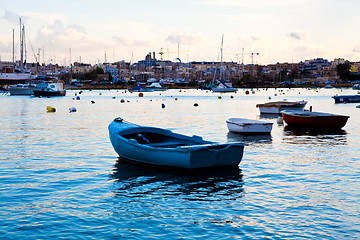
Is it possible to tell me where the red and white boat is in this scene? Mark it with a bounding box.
[281,110,349,129]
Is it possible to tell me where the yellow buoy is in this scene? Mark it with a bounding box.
[46,106,56,112]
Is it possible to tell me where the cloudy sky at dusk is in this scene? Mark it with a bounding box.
[1,0,360,65]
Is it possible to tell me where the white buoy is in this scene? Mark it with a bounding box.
[277,116,283,125]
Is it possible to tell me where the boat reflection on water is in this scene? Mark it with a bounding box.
[259,113,281,119]
[227,132,272,145]
[283,125,347,146]
[109,158,244,197]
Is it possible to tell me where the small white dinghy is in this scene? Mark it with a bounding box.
[226,118,273,134]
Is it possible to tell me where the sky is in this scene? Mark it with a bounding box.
[1,0,360,66]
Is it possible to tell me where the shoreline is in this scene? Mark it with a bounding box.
[65,83,356,90]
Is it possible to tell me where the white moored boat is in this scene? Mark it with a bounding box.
[226,118,273,134]
[7,83,39,95]
[256,100,307,114]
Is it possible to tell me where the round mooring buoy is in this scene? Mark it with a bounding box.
[69,107,77,113]
[162,103,165,108]
[138,93,144,97]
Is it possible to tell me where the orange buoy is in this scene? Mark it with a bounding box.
[138,93,144,97]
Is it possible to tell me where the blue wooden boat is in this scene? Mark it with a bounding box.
[108,117,244,169]
[332,94,360,103]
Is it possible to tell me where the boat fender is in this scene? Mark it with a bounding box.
[194,103,198,107]
[277,116,283,125]
[138,133,149,144]
[114,117,123,122]
[46,106,56,112]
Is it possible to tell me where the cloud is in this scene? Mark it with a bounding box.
[165,31,202,45]
[112,36,129,45]
[1,10,28,24]
[353,43,360,52]
[192,0,313,7]
[287,31,309,40]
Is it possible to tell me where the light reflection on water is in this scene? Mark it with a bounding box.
[1,88,360,239]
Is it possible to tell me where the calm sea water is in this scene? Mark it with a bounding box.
[1,87,359,239]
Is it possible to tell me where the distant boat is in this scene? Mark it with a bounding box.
[146,82,167,91]
[128,84,154,93]
[108,117,244,169]
[210,34,237,93]
[256,100,307,114]
[226,118,273,134]
[7,82,40,95]
[0,19,33,83]
[281,110,349,130]
[352,84,360,90]
[211,80,238,93]
[332,94,360,103]
[33,81,66,97]
[0,67,31,82]
[0,86,9,94]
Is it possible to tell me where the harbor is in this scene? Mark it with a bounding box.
[1,87,360,239]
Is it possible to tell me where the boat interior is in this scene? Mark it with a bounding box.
[121,130,229,149]
[122,131,203,148]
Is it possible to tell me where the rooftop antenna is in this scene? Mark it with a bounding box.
[250,52,259,65]
[69,48,72,66]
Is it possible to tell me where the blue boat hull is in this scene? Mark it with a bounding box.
[332,95,360,103]
[108,118,244,169]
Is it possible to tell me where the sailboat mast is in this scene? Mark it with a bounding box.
[220,34,224,80]
[12,29,15,67]
[19,18,23,70]
[23,25,26,69]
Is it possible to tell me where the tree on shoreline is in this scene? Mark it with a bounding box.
[336,62,350,82]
